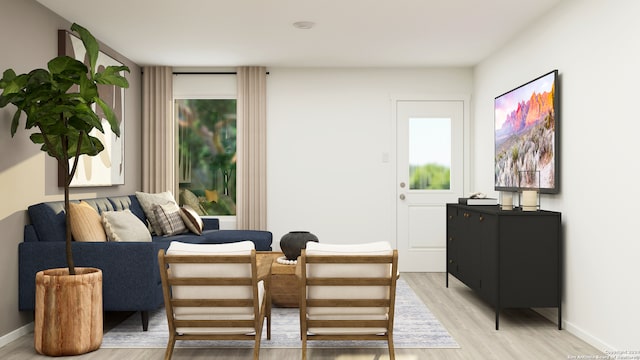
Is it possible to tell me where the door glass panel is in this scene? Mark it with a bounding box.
[409,117,451,190]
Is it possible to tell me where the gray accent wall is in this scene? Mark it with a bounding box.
[0,0,142,341]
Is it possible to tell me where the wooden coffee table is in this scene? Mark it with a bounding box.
[257,252,299,307]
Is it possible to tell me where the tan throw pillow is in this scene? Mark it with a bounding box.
[68,201,107,242]
[153,202,188,236]
[135,191,176,235]
[180,205,204,235]
[102,210,152,242]
[179,188,207,216]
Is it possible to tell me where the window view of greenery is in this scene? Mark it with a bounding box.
[410,164,450,190]
[409,117,451,190]
[176,99,237,215]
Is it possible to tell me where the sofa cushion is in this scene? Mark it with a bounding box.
[27,201,68,243]
[135,191,177,235]
[180,205,204,235]
[68,201,107,242]
[102,209,152,242]
[153,202,188,236]
[80,198,116,214]
[108,195,147,224]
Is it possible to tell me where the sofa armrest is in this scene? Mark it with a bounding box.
[19,241,168,312]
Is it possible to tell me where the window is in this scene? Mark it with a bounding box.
[409,117,451,190]
[176,99,237,215]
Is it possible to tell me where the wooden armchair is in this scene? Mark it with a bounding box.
[158,241,271,360]
[298,241,399,360]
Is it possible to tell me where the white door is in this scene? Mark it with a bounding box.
[395,99,466,272]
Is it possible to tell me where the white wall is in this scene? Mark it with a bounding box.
[267,68,472,250]
[473,0,640,351]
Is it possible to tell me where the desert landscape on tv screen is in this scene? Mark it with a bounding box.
[495,72,556,190]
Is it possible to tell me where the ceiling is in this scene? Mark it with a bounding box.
[36,0,563,68]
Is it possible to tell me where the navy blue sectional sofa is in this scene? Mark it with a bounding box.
[18,195,272,330]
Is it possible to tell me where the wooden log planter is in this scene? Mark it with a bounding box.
[34,267,103,356]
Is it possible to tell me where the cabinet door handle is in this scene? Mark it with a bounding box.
[479,215,484,222]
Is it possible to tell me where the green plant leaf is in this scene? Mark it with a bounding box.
[79,75,98,101]
[71,23,99,75]
[0,93,12,107]
[0,68,17,82]
[95,97,120,137]
[70,108,103,133]
[48,56,87,76]
[10,109,22,136]
[1,77,23,95]
[70,132,104,157]
[30,133,63,160]
[26,69,51,86]
[95,66,130,87]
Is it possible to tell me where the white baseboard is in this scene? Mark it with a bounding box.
[534,308,614,353]
[0,322,33,348]
[563,319,615,353]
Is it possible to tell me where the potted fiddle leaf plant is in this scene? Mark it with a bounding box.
[0,23,129,356]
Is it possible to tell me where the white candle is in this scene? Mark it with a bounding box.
[501,192,513,210]
[522,190,538,209]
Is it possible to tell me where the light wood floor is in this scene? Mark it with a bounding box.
[0,273,603,359]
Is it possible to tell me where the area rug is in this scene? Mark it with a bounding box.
[101,278,459,349]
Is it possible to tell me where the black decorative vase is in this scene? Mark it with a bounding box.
[280,231,319,260]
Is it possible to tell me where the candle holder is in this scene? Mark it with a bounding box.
[499,191,515,211]
[518,170,540,211]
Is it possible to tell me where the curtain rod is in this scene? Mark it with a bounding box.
[172,71,270,75]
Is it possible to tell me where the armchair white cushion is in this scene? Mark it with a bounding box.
[305,241,393,324]
[299,241,399,360]
[162,240,266,336]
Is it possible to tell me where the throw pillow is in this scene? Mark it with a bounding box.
[135,191,177,235]
[179,205,204,235]
[179,188,207,216]
[102,209,152,242]
[153,202,188,236]
[68,201,107,242]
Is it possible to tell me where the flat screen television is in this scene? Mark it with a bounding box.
[494,70,559,194]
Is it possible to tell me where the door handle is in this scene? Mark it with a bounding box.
[399,194,406,200]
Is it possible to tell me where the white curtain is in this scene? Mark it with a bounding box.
[236,67,267,230]
[141,66,176,195]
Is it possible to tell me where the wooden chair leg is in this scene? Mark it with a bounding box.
[164,334,176,360]
[267,300,272,340]
[301,334,307,360]
[388,334,396,360]
[253,336,261,360]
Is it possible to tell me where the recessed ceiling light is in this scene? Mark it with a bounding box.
[293,21,315,30]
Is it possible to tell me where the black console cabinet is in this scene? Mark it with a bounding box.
[446,203,562,330]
